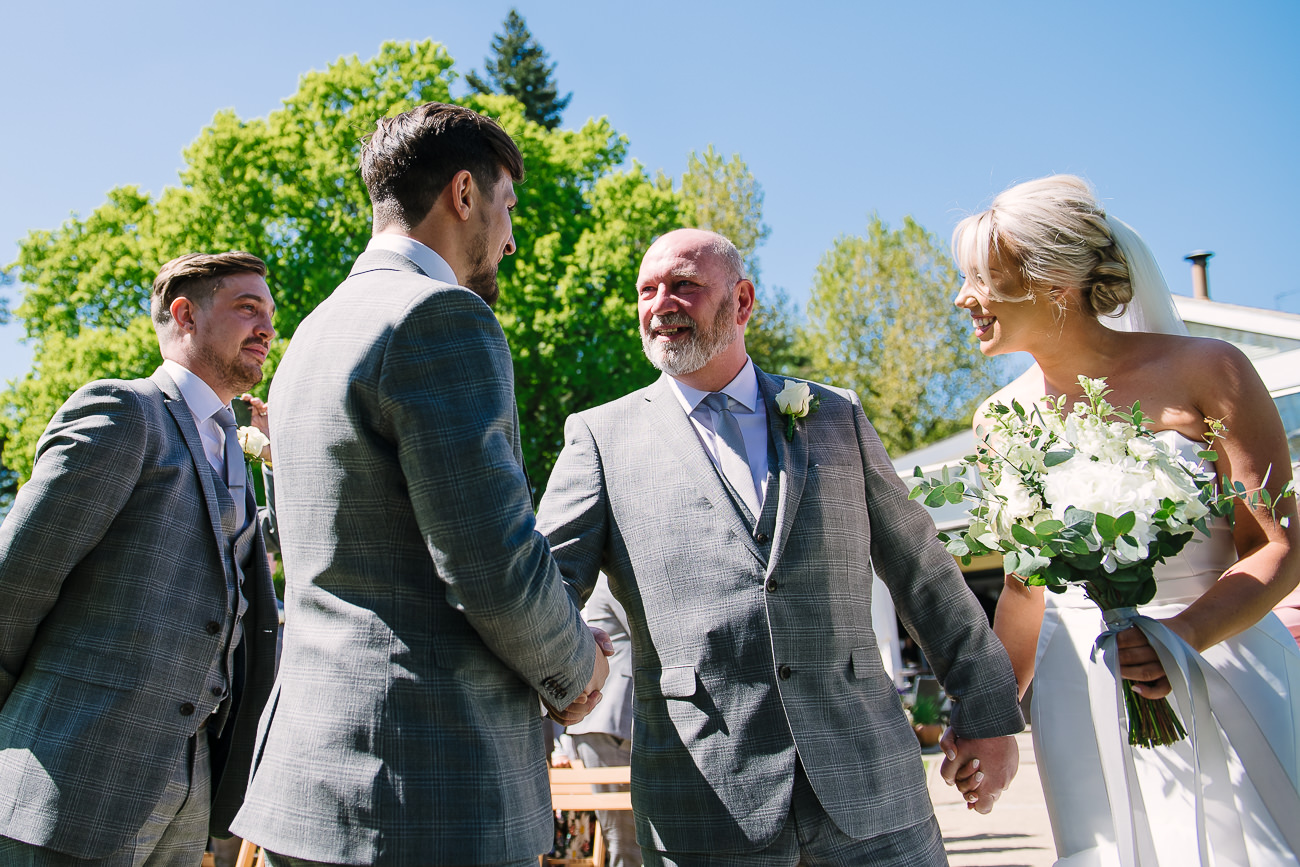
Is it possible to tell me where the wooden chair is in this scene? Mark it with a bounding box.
[233,838,267,867]
[542,765,633,867]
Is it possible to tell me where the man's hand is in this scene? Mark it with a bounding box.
[939,729,1019,814]
[545,626,614,725]
[240,393,272,463]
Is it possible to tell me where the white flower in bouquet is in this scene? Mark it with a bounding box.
[1041,455,1151,527]
[988,470,1043,534]
[1064,413,1130,462]
[1004,440,1048,475]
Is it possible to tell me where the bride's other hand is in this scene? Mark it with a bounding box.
[1116,625,1172,699]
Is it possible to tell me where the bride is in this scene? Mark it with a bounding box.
[951,174,1300,866]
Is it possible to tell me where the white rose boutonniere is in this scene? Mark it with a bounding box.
[774,379,820,441]
[237,426,271,465]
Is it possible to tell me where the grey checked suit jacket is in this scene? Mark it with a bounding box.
[536,369,1023,854]
[232,250,598,866]
[0,369,278,858]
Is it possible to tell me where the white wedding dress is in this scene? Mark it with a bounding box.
[1031,431,1300,866]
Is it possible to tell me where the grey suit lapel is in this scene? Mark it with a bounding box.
[643,375,762,563]
[151,368,233,584]
[757,370,809,575]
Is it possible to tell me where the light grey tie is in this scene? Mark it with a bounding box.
[211,407,247,529]
[701,392,761,520]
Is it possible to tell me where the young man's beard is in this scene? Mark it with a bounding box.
[640,289,737,376]
[463,211,500,307]
[199,341,265,397]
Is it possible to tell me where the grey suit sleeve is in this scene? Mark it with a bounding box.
[534,414,608,608]
[382,290,596,708]
[851,402,1023,739]
[0,384,146,705]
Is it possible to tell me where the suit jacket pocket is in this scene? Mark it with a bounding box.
[849,646,882,680]
[30,647,140,690]
[634,664,698,700]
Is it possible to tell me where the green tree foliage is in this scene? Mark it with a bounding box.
[745,285,808,377]
[2,317,162,481]
[1,40,680,493]
[680,145,770,281]
[679,145,804,375]
[802,215,997,454]
[466,9,571,130]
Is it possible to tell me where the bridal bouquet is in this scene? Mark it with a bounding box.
[909,376,1248,747]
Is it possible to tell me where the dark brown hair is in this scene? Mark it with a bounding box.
[360,102,525,231]
[151,251,267,327]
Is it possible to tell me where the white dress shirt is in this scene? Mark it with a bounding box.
[366,234,459,286]
[668,358,770,512]
[162,359,231,480]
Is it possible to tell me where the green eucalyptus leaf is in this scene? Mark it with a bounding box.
[1034,519,1065,536]
[1010,524,1039,547]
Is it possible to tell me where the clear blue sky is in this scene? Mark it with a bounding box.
[2,0,1298,384]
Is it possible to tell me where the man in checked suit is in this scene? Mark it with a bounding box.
[536,229,1025,866]
[232,103,609,867]
[0,251,280,866]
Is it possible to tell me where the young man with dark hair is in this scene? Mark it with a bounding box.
[0,252,280,866]
[232,102,609,867]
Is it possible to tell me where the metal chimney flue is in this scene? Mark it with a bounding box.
[1184,250,1213,300]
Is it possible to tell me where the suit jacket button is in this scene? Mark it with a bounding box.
[765,579,778,593]
[755,532,769,544]
[206,621,222,635]
[210,686,223,697]
[179,702,196,716]
[778,664,792,680]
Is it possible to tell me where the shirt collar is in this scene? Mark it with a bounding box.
[162,359,228,422]
[668,357,760,415]
[366,234,459,286]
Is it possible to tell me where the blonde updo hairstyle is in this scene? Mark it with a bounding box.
[953,175,1134,319]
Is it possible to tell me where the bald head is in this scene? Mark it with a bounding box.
[636,228,756,391]
[646,229,746,283]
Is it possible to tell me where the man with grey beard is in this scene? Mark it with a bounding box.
[535,228,1023,866]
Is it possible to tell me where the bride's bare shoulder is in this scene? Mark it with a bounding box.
[1134,332,1253,379]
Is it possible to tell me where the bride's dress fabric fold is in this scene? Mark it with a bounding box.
[1031,431,1300,866]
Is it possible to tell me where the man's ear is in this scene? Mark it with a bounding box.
[735,279,757,327]
[170,296,197,333]
[449,169,475,223]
